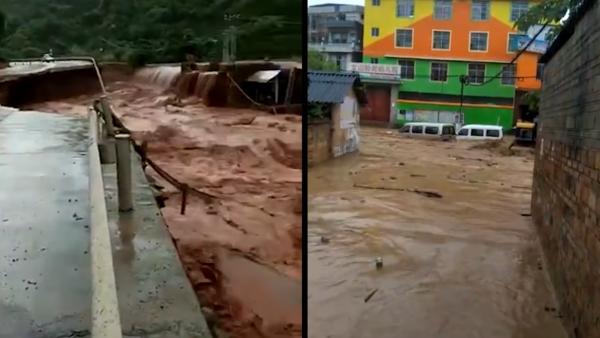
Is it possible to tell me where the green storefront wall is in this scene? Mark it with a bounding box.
[395,101,514,130]
[363,56,515,98]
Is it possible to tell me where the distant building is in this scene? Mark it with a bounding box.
[307,71,367,165]
[308,3,364,70]
[352,0,548,129]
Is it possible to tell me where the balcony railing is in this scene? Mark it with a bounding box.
[308,42,361,53]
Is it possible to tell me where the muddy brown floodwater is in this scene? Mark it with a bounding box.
[308,127,567,338]
[25,66,302,338]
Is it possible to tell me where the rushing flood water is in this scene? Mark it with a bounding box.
[22,71,302,338]
[133,65,181,89]
[308,127,567,338]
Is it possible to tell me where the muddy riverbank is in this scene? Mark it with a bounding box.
[23,66,302,338]
[308,127,566,338]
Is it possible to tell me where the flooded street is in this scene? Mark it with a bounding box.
[308,127,567,338]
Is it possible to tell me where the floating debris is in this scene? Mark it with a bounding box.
[364,288,379,303]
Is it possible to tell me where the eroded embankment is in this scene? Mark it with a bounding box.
[16,64,302,338]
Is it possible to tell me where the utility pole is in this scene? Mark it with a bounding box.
[458,75,469,127]
[223,13,240,63]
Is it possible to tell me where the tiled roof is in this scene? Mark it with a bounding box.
[307,71,360,104]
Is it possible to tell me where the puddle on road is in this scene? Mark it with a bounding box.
[308,127,567,338]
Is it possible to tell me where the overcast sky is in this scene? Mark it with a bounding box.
[307,0,364,6]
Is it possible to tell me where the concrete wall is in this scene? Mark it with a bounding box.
[308,90,361,166]
[308,121,332,166]
[3,67,102,106]
[0,83,9,106]
[331,89,360,157]
[531,3,600,338]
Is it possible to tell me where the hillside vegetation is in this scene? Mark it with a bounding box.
[0,0,301,65]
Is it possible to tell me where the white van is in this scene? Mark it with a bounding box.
[456,124,503,140]
[399,122,456,140]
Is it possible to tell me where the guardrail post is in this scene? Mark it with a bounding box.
[99,138,116,164]
[141,141,148,172]
[116,134,133,212]
[99,95,116,137]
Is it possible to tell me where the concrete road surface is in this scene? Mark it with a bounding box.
[0,109,91,337]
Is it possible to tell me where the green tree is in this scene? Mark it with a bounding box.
[0,10,6,62]
[514,0,583,40]
[308,49,337,71]
[0,0,301,65]
[0,10,5,37]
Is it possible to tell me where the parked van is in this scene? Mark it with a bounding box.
[456,124,503,140]
[399,122,456,140]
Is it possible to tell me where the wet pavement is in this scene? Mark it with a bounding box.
[308,127,567,338]
[0,109,91,337]
[102,150,212,338]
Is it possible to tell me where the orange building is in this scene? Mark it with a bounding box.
[354,0,548,129]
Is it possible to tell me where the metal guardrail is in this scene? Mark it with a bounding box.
[94,102,217,211]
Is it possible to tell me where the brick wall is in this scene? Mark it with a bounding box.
[532,2,600,337]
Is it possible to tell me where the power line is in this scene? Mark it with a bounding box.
[469,22,549,86]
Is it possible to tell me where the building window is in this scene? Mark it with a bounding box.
[432,30,451,50]
[430,62,448,82]
[468,63,485,84]
[470,32,488,51]
[398,59,415,79]
[397,0,415,17]
[349,32,357,43]
[372,0,381,5]
[370,58,379,64]
[511,0,529,21]
[472,0,489,20]
[501,64,516,85]
[536,63,544,79]
[434,0,452,20]
[332,33,343,43]
[395,29,413,48]
[508,33,528,52]
[371,27,380,37]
